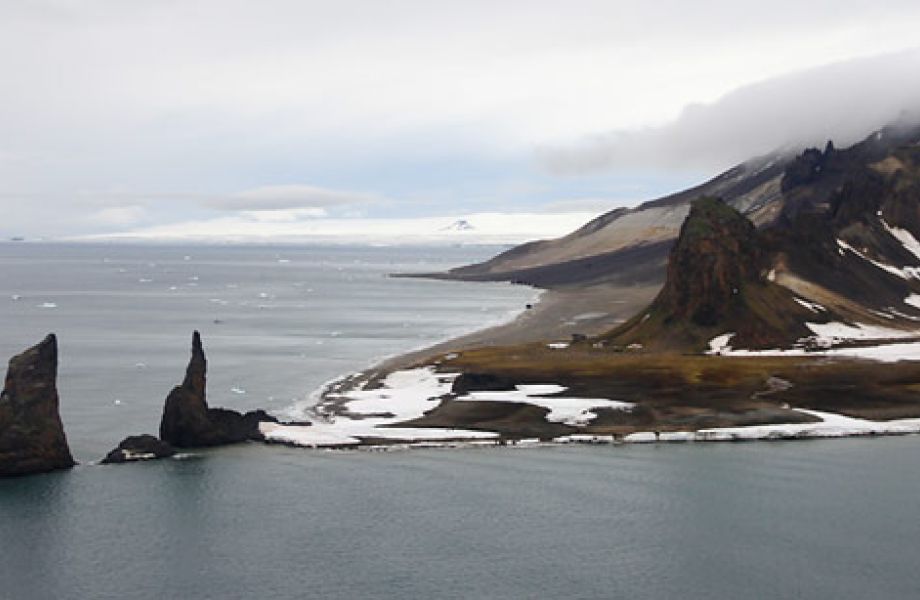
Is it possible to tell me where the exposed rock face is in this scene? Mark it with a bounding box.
[159,331,273,447]
[606,198,811,351]
[659,197,763,327]
[0,335,75,476]
[101,434,175,464]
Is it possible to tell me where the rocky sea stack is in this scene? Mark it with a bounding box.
[606,197,811,351]
[0,334,75,477]
[159,331,274,447]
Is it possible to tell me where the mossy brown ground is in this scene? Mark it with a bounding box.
[399,342,920,439]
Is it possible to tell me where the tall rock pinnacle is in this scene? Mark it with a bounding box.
[0,335,76,476]
[159,331,272,447]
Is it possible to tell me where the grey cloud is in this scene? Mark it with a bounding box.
[207,185,379,211]
[541,48,920,174]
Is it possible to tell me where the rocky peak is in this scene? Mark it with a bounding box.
[604,197,812,351]
[782,141,837,191]
[183,330,207,406]
[159,331,213,446]
[159,331,274,447]
[0,334,75,476]
[659,197,763,327]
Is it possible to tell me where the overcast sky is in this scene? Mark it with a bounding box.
[2,0,920,238]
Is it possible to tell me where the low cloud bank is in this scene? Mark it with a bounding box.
[542,48,920,174]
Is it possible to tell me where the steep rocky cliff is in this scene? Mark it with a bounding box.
[0,335,75,476]
[605,198,811,351]
[159,331,273,447]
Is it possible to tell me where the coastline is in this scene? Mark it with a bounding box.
[266,360,920,449]
[373,282,659,373]
[290,265,920,451]
[304,280,658,418]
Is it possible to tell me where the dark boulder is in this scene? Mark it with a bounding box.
[451,372,519,395]
[0,334,75,477]
[159,331,272,447]
[101,434,176,464]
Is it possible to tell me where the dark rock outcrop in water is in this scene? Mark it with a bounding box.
[159,331,274,447]
[101,434,176,464]
[0,335,75,476]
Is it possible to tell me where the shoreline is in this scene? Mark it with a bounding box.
[312,280,659,406]
[294,271,920,452]
[259,406,920,451]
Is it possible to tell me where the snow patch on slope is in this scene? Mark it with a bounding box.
[837,238,920,279]
[882,219,920,261]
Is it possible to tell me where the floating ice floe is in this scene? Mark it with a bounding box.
[456,385,634,426]
[37,302,57,309]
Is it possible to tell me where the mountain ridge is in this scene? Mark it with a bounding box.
[445,119,920,293]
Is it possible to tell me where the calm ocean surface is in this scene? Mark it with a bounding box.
[1,243,918,600]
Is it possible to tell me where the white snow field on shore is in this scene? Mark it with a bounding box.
[621,409,920,443]
[707,317,920,362]
[455,385,634,426]
[261,367,497,447]
[261,367,635,446]
[262,366,920,449]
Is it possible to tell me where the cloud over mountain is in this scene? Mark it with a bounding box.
[541,49,920,174]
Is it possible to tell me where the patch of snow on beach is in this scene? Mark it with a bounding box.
[260,367,498,447]
[623,409,920,443]
[457,385,634,426]
[805,321,915,342]
[707,332,735,355]
[714,320,920,362]
[342,368,458,421]
[695,409,920,441]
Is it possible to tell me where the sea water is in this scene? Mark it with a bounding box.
[1,243,918,599]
